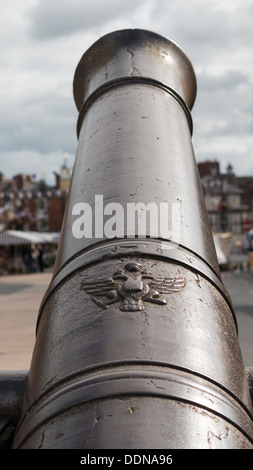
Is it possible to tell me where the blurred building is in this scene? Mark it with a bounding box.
[1,158,253,237]
[198,161,253,235]
[0,160,72,233]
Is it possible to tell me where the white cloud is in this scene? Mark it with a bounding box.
[27,0,148,39]
[0,0,253,184]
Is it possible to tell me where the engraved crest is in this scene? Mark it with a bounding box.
[81,262,185,312]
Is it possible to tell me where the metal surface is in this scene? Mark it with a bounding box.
[0,371,28,448]
[54,29,220,280]
[1,29,253,449]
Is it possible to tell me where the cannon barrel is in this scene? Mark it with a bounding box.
[1,29,253,449]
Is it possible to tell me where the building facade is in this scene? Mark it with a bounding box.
[0,162,71,233]
[199,161,253,235]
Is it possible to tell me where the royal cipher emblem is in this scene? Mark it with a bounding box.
[81,262,185,312]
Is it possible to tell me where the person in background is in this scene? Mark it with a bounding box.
[37,244,44,272]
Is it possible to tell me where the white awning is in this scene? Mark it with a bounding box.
[0,230,60,246]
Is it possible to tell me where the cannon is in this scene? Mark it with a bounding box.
[1,29,253,449]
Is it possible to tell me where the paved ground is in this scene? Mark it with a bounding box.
[0,268,252,371]
[0,270,53,370]
[222,271,253,367]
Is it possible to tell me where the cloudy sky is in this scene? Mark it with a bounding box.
[1,0,253,185]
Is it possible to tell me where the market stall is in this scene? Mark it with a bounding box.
[0,230,60,275]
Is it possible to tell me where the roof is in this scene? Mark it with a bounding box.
[0,230,60,246]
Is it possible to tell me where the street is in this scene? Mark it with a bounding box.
[222,271,253,367]
[0,270,52,370]
[0,269,252,370]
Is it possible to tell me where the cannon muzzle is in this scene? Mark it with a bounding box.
[1,29,253,449]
